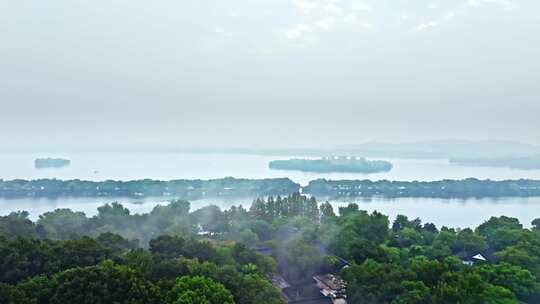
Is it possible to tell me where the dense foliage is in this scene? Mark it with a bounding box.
[2,193,540,303]
[0,234,282,304]
[3,178,540,200]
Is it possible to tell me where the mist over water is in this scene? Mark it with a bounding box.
[2,152,540,228]
[2,152,540,184]
[3,1,540,303]
[1,194,539,229]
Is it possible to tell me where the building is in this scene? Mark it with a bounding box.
[255,245,349,304]
[313,274,347,302]
[455,248,497,266]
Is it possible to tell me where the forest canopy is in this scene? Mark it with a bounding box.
[2,194,540,303]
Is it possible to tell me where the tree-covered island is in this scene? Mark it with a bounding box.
[34,158,71,169]
[269,156,393,173]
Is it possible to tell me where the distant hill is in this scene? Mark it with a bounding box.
[186,140,540,159]
[450,154,540,170]
[337,140,540,159]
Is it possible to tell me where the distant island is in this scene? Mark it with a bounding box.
[34,158,71,169]
[449,155,540,170]
[269,156,393,173]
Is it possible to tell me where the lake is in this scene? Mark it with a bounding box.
[1,152,540,228]
[2,152,540,185]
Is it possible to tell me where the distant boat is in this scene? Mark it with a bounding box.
[34,158,71,169]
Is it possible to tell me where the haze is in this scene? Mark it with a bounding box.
[1,0,539,151]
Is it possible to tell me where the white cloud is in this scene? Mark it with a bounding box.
[294,0,318,14]
[415,21,439,31]
[445,11,456,20]
[285,24,313,39]
[324,3,343,14]
[468,0,499,6]
[315,18,334,30]
[468,0,517,10]
[351,2,371,12]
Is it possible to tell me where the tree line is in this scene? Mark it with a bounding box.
[304,178,540,198]
[0,177,299,199]
[2,178,540,200]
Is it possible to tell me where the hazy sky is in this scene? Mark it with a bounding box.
[1,0,539,150]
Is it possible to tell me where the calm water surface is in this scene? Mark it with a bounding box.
[1,152,540,228]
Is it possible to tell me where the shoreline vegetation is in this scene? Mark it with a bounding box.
[1,177,540,199]
[269,156,393,173]
[303,178,540,199]
[0,177,300,199]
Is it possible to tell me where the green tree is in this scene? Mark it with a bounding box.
[149,235,185,259]
[96,232,136,255]
[392,281,431,304]
[50,262,160,304]
[0,283,14,304]
[342,259,415,303]
[477,216,523,249]
[37,209,88,240]
[284,238,323,281]
[454,228,487,252]
[331,210,389,262]
[531,218,540,230]
[319,201,336,221]
[432,272,517,304]
[168,276,234,304]
[11,275,57,304]
[338,203,359,217]
[477,263,539,299]
[0,212,39,239]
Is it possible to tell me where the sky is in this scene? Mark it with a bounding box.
[1,0,539,151]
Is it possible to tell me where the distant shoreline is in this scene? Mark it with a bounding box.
[1,178,540,200]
